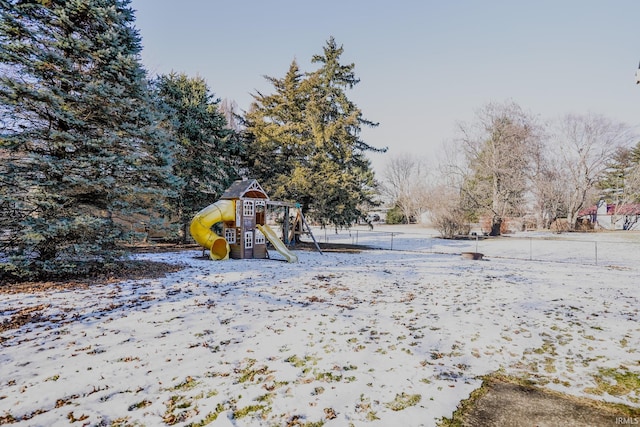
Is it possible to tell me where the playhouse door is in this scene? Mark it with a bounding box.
[243,230,254,258]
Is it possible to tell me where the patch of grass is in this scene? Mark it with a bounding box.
[314,371,342,382]
[285,354,306,368]
[256,393,275,404]
[384,392,421,411]
[128,399,152,411]
[170,376,199,391]
[264,380,289,391]
[235,359,272,384]
[355,394,380,421]
[232,404,268,419]
[285,416,325,427]
[544,357,557,373]
[532,338,557,356]
[439,371,640,427]
[285,354,319,370]
[585,367,640,398]
[163,395,196,425]
[186,403,226,427]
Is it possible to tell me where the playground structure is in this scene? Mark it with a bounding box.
[189,179,320,262]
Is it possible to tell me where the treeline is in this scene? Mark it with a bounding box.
[382,102,639,236]
[0,0,383,280]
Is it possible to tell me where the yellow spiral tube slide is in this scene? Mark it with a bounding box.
[189,200,236,260]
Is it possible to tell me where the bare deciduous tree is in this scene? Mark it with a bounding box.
[428,183,470,238]
[529,135,565,229]
[457,101,541,235]
[552,113,634,230]
[381,153,430,223]
[219,98,241,131]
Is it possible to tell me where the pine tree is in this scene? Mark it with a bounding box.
[153,73,241,242]
[243,38,385,227]
[597,144,640,205]
[243,60,310,197]
[0,0,177,280]
[302,37,385,227]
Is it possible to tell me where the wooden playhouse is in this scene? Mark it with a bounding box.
[219,179,270,259]
[190,178,320,261]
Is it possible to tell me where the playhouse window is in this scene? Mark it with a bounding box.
[224,228,236,244]
[255,229,265,245]
[243,200,254,217]
[255,202,266,225]
[244,231,253,248]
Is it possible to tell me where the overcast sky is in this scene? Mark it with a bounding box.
[130,0,640,174]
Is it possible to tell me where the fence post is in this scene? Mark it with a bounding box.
[390,233,394,250]
[529,237,532,261]
[594,241,598,266]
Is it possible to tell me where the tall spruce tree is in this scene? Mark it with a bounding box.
[243,60,310,195]
[303,37,385,226]
[243,37,385,227]
[0,0,177,280]
[153,73,241,242]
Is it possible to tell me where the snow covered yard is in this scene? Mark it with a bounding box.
[1,233,639,426]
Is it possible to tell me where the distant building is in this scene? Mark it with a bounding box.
[578,200,640,230]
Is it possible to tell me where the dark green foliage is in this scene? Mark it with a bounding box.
[385,206,405,225]
[596,146,634,202]
[597,143,640,204]
[0,0,178,280]
[243,37,385,227]
[153,73,241,242]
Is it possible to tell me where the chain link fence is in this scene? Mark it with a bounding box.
[308,226,640,269]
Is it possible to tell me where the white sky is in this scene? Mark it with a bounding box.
[130,0,640,174]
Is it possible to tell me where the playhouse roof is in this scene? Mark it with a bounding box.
[221,179,269,200]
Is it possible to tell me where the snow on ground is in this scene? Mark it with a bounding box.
[1,229,639,426]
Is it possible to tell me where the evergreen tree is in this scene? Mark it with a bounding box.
[302,37,385,227]
[597,144,640,204]
[0,0,177,280]
[243,37,385,227]
[153,73,241,242]
[597,147,633,202]
[243,60,311,199]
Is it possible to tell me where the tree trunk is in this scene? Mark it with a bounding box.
[489,216,502,236]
